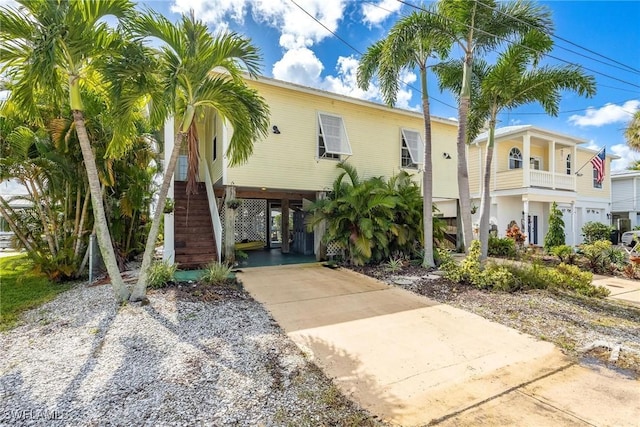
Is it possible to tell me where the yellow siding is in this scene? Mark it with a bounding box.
[495,170,524,190]
[529,144,548,170]
[575,149,611,198]
[223,80,459,199]
[467,145,481,194]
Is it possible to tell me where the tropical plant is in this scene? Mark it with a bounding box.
[544,202,565,251]
[488,236,516,258]
[200,262,233,285]
[129,11,270,301]
[357,8,450,268]
[436,0,553,253]
[550,245,576,264]
[147,260,177,289]
[625,110,640,151]
[582,221,613,244]
[438,30,594,259]
[0,0,142,302]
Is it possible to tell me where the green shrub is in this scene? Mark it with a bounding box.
[580,240,612,272]
[384,257,405,272]
[544,202,565,251]
[488,236,516,258]
[147,260,177,289]
[550,245,576,264]
[201,262,232,285]
[479,263,516,291]
[443,240,482,285]
[581,222,613,244]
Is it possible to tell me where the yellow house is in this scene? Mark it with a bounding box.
[468,125,616,246]
[163,76,460,267]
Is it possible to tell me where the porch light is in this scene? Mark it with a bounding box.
[272,125,281,134]
[442,152,452,159]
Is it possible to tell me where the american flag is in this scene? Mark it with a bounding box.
[591,148,606,184]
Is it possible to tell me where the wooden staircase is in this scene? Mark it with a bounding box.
[173,181,218,269]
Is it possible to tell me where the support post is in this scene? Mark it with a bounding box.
[523,134,531,187]
[314,191,327,260]
[224,185,236,264]
[281,199,290,254]
[523,199,530,246]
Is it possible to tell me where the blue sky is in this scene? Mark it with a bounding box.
[141,0,640,171]
[2,0,637,170]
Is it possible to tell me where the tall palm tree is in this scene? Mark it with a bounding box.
[0,0,136,301]
[626,111,640,151]
[441,30,595,259]
[436,0,553,252]
[357,9,450,268]
[129,11,270,301]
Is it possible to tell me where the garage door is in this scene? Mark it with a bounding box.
[584,208,603,224]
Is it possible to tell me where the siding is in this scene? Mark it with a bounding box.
[575,149,611,199]
[495,169,524,190]
[468,145,481,194]
[225,80,459,199]
[612,178,634,211]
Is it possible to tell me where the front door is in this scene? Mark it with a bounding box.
[269,204,282,248]
[528,215,539,245]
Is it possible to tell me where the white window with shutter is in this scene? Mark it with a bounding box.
[318,112,352,158]
[401,129,424,168]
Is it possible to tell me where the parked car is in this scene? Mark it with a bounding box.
[621,230,640,247]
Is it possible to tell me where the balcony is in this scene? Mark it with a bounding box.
[530,170,575,191]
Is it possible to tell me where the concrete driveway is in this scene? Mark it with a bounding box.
[239,264,640,426]
[593,274,640,307]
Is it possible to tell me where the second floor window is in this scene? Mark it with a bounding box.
[566,154,571,175]
[401,129,423,169]
[593,167,602,189]
[318,113,352,159]
[509,147,522,169]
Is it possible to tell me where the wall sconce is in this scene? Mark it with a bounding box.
[442,152,451,159]
[607,213,611,219]
[272,125,281,134]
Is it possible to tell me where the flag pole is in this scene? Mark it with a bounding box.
[574,146,605,176]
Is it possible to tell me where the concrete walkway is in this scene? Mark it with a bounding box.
[593,274,640,306]
[239,264,640,426]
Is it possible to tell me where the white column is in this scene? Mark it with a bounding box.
[523,134,531,187]
[551,140,556,189]
[523,199,530,246]
[571,201,577,247]
[163,117,175,263]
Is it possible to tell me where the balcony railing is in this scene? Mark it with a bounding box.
[530,170,575,190]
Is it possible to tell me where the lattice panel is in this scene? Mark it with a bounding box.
[219,198,267,244]
[326,241,344,257]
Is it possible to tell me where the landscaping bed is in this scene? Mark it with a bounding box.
[1,275,382,426]
[352,264,640,379]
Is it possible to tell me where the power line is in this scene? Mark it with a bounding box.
[474,0,640,76]
[289,0,458,110]
[396,0,640,90]
[291,0,639,117]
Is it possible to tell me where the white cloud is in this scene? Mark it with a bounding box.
[568,99,640,127]
[0,0,18,6]
[272,47,323,87]
[610,143,640,172]
[395,71,418,110]
[583,139,599,151]
[171,0,246,31]
[323,56,379,99]
[362,0,402,25]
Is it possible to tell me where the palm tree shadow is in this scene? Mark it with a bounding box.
[292,334,405,425]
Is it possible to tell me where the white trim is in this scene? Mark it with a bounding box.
[401,128,424,165]
[317,112,352,156]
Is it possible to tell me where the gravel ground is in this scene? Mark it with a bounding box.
[353,265,640,378]
[0,278,381,426]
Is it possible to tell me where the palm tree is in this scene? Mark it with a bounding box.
[626,111,640,151]
[444,30,595,259]
[357,9,450,268]
[129,11,270,301]
[436,0,553,252]
[0,0,136,301]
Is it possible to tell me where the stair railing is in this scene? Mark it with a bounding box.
[203,161,222,262]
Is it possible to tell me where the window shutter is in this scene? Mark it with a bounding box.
[401,129,424,164]
[318,113,352,155]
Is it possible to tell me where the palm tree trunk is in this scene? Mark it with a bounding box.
[420,68,435,268]
[479,123,496,260]
[456,56,474,252]
[25,178,57,257]
[0,197,35,253]
[73,187,91,261]
[72,109,130,302]
[131,127,188,301]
